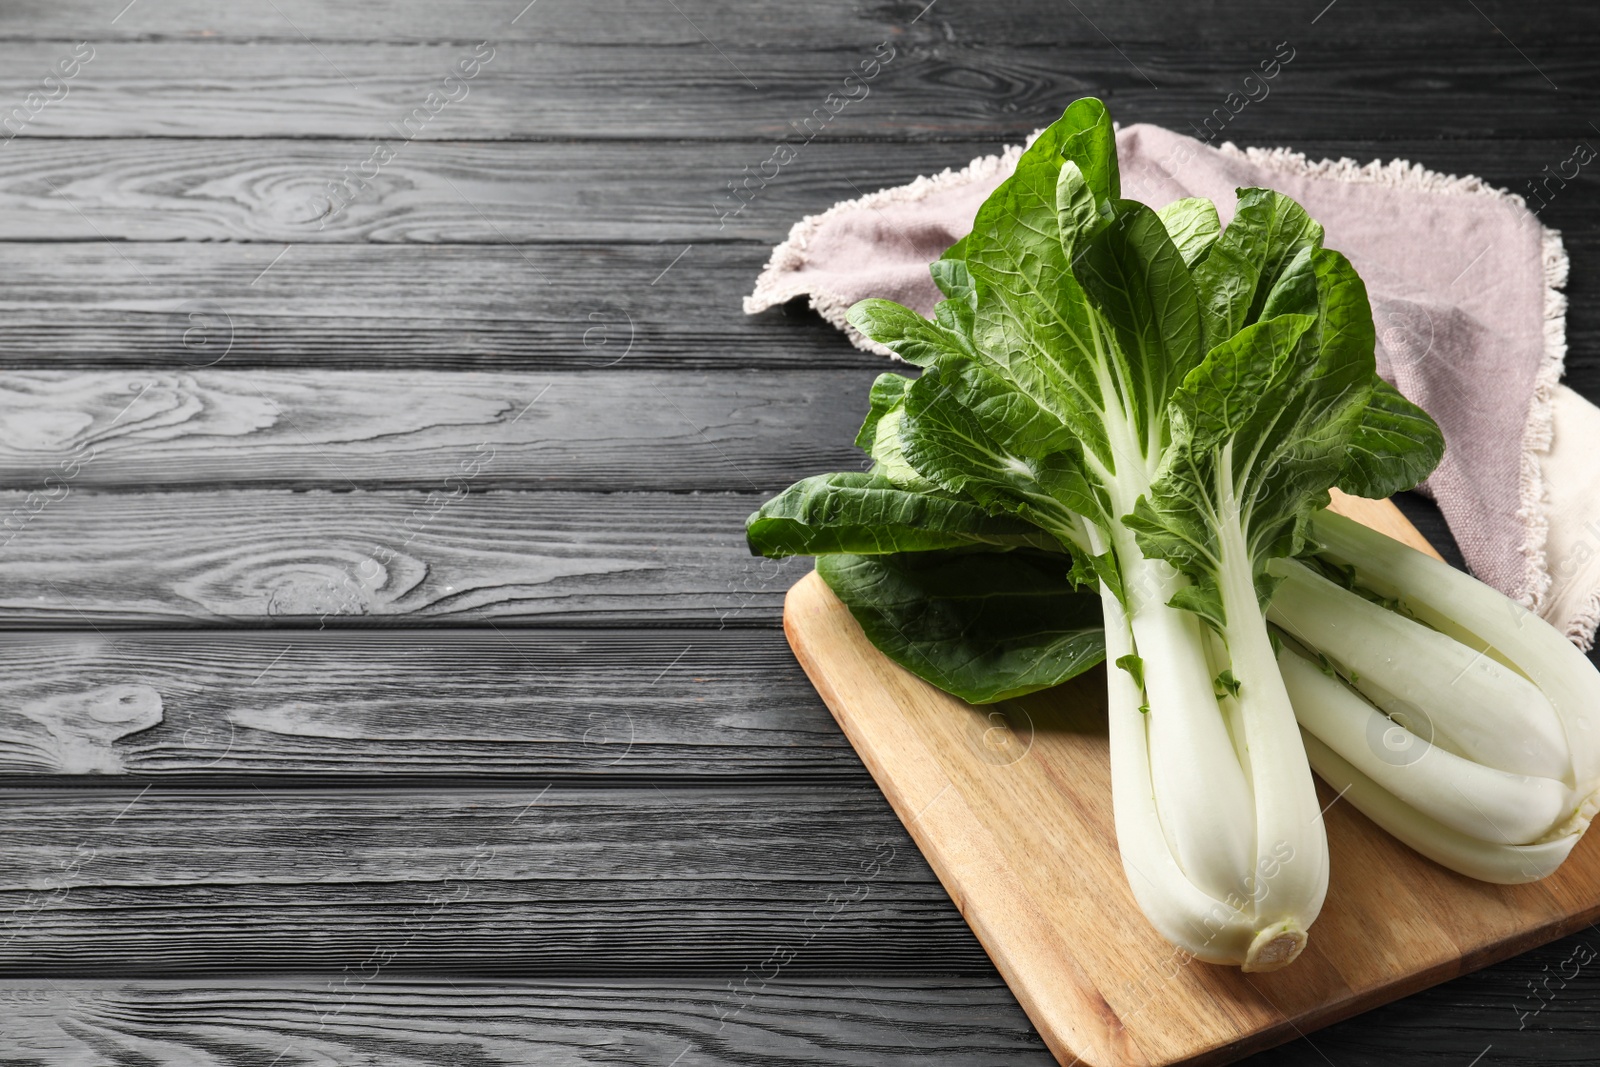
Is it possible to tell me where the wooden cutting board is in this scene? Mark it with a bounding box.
[783,492,1600,1067]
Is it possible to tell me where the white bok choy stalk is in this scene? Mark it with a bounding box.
[834,100,1412,970]
[1267,510,1600,882]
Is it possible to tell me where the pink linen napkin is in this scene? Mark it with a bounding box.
[746,124,1600,649]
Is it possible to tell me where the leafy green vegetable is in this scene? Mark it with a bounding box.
[855,373,935,490]
[1154,198,1222,267]
[743,96,1587,969]
[745,471,1059,557]
[841,109,1353,969]
[1337,378,1447,499]
[817,548,1104,704]
[1191,187,1324,350]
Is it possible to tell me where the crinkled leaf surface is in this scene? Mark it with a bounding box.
[1337,378,1446,498]
[1128,247,1379,620]
[745,472,1057,557]
[1155,197,1222,267]
[818,548,1106,704]
[1192,188,1324,351]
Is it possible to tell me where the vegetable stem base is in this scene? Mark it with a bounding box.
[1243,924,1308,972]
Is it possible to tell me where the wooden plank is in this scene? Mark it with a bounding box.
[0,368,874,491]
[0,41,1595,141]
[1563,231,1600,402]
[0,488,1476,637]
[0,234,1592,392]
[0,489,801,627]
[5,952,1600,1067]
[0,241,877,371]
[782,498,1600,1066]
[0,507,1466,779]
[0,137,986,243]
[0,629,859,778]
[0,784,997,974]
[0,0,1588,45]
[0,138,1585,245]
[0,978,1051,1067]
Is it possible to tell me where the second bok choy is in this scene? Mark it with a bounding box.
[1269,511,1600,884]
[746,97,1600,970]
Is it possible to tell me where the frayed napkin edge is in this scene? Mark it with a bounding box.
[1224,143,1571,633]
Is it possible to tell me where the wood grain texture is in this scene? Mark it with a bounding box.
[5,954,1600,1067]
[0,629,858,778]
[0,785,997,975]
[0,138,1587,244]
[0,0,1594,1060]
[0,138,982,243]
[0,169,1588,384]
[783,499,1600,1066]
[0,241,873,371]
[0,978,1050,1067]
[0,489,802,627]
[0,41,1595,141]
[1,235,1592,392]
[0,485,1485,634]
[0,0,1586,45]
[0,368,872,491]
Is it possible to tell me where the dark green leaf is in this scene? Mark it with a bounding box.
[745,472,1056,558]
[963,131,1113,448]
[1192,188,1324,352]
[854,372,915,454]
[1071,200,1204,451]
[853,372,934,490]
[847,299,969,367]
[818,548,1106,704]
[1336,378,1445,498]
[1115,652,1145,690]
[930,252,978,336]
[899,360,1099,543]
[930,255,974,303]
[1056,161,1103,253]
[1129,244,1378,616]
[1056,97,1120,205]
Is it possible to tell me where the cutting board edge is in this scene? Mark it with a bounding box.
[784,563,1600,1067]
[784,571,1140,1067]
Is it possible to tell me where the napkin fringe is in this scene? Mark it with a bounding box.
[1221,142,1570,615]
[1536,231,1572,631]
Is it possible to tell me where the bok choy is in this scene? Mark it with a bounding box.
[747,97,1600,970]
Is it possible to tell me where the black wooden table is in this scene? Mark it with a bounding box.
[0,2,1596,1063]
